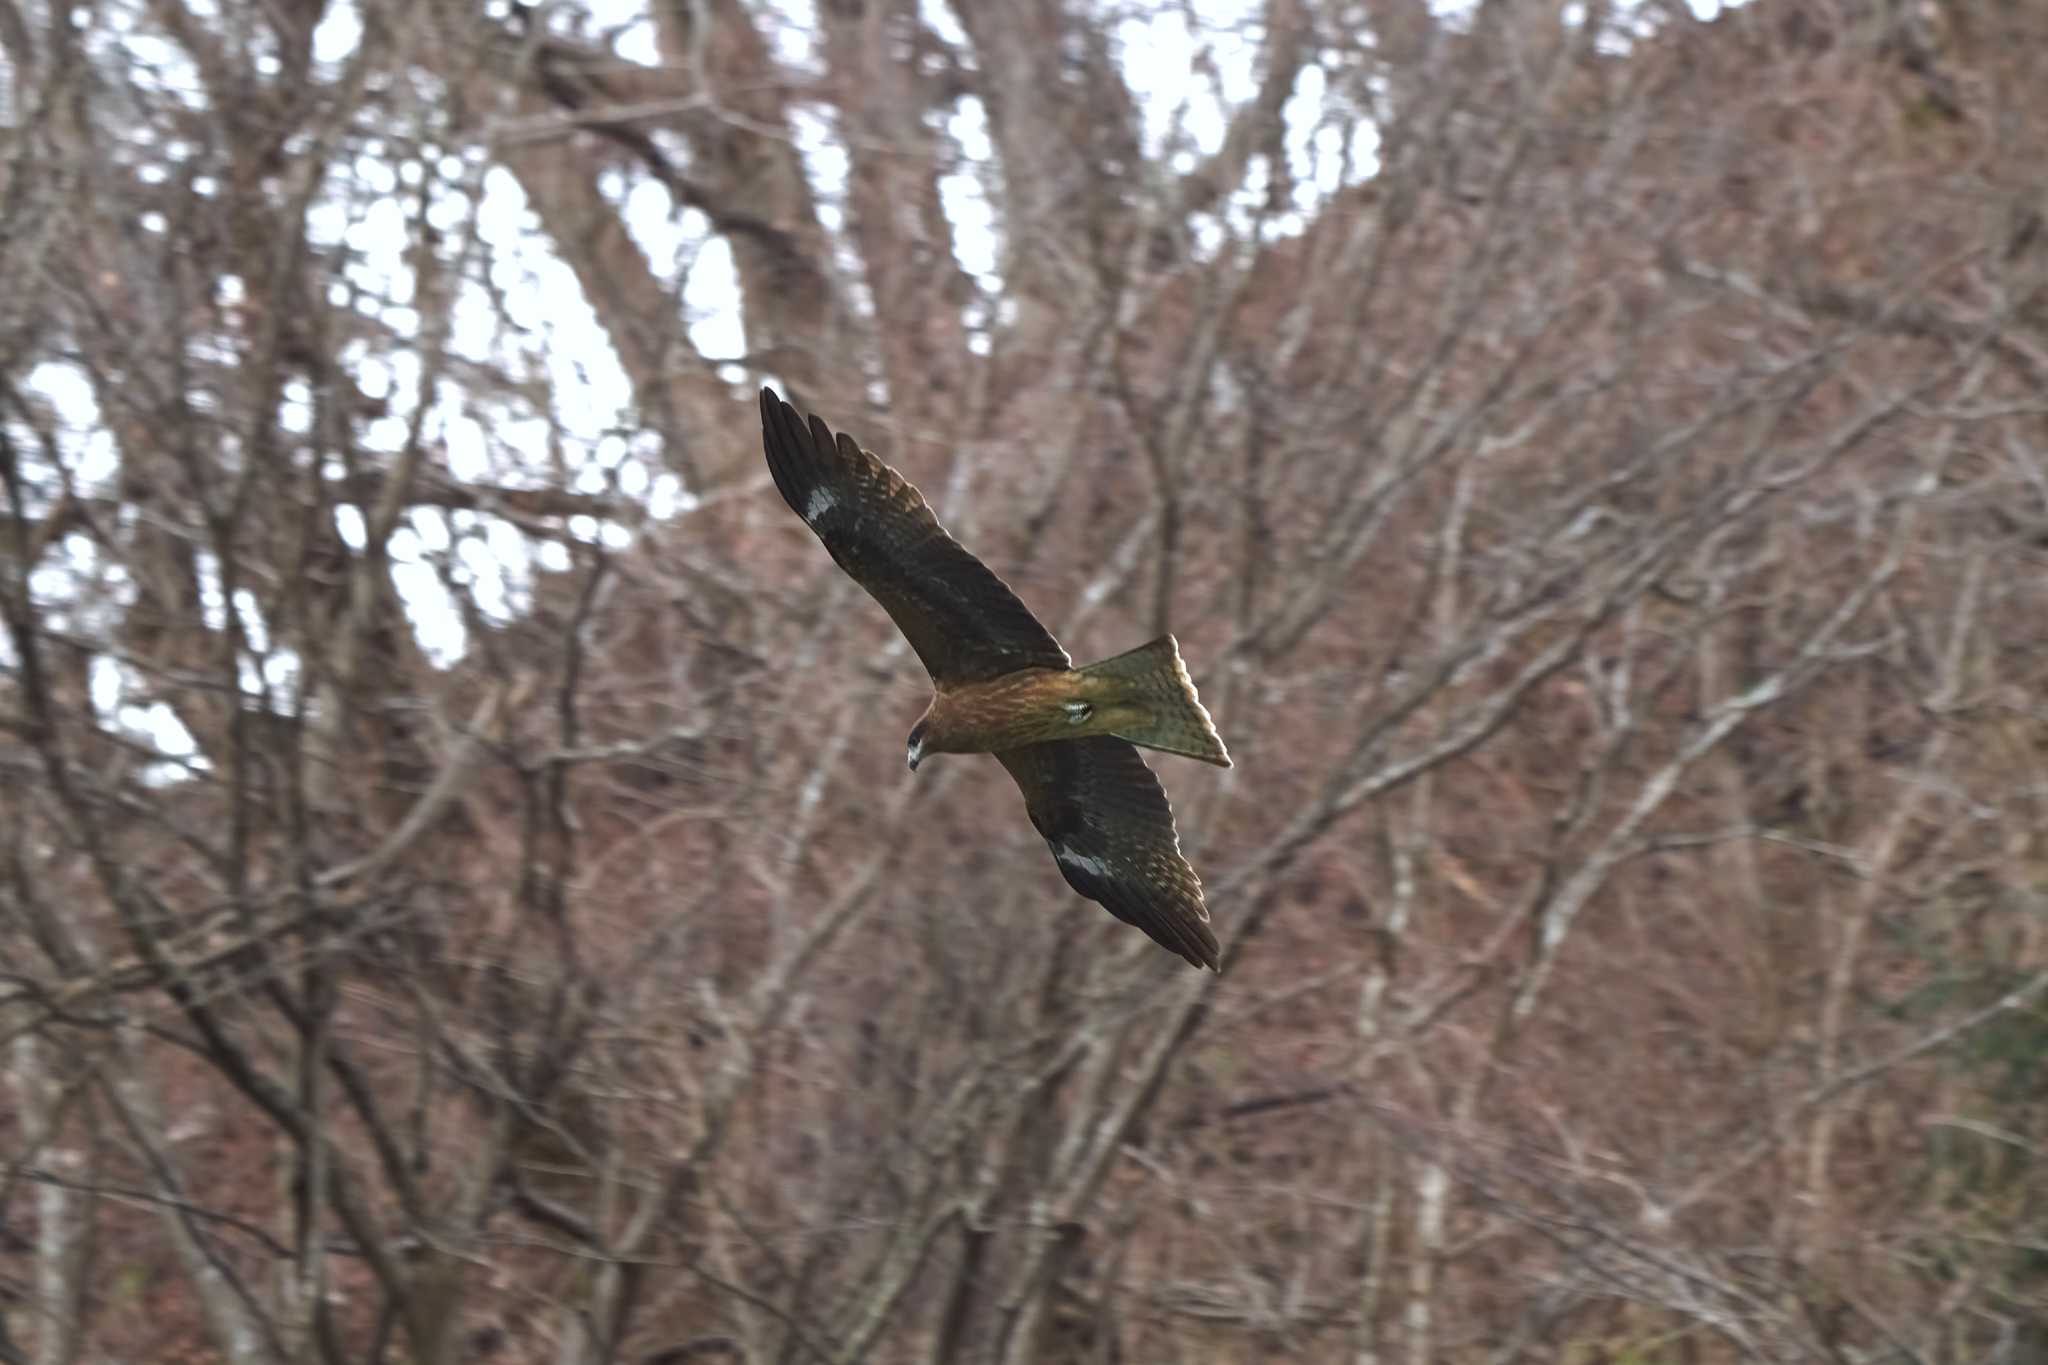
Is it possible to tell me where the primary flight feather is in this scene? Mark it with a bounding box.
[759,389,1232,970]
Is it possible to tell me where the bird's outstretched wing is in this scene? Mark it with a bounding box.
[996,737,1220,970]
[760,389,1070,685]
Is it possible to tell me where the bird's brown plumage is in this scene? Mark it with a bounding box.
[759,389,1069,684]
[760,388,1224,970]
[996,739,1220,970]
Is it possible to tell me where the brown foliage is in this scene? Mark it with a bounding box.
[5,0,2048,1361]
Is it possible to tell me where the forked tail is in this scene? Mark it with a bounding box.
[1077,634,1232,767]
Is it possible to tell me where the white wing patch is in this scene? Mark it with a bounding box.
[803,485,837,526]
[1054,844,1114,882]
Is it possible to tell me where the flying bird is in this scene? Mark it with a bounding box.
[759,388,1232,970]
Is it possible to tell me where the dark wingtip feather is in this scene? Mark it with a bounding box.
[1181,914,1223,972]
[808,413,837,458]
[760,387,825,518]
[1102,879,1219,972]
[1141,884,1219,971]
[1164,915,1222,972]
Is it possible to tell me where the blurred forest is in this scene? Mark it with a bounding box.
[5,0,2048,1360]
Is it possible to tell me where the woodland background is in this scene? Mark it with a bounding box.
[4,0,2048,1361]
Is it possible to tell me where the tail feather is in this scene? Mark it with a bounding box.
[1078,635,1232,767]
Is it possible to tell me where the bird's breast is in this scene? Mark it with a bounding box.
[931,669,1084,752]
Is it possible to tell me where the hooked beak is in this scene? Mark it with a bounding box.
[906,741,923,772]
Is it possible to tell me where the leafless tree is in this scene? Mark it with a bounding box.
[4,0,2047,1361]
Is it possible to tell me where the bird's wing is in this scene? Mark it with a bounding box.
[996,737,1220,971]
[760,389,1070,685]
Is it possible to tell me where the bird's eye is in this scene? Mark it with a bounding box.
[1063,701,1094,725]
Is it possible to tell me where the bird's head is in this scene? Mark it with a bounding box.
[906,718,929,772]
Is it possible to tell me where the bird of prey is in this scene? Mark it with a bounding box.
[759,389,1232,971]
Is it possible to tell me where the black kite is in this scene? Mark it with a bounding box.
[759,389,1232,971]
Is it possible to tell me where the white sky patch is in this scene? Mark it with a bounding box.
[194,552,228,632]
[685,237,746,366]
[940,98,1000,288]
[447,267,502,373]
[21,362,118,492]
[791,106,848,233]
[349,198,409,266]
[95,8,205,111]
[257,650,301,701]
[124,703,203,779]
[279,380,315,435]
[1282,62,1329,194]
[585,0,660,64]
[411,508,451,554]
[496,414,551,466]
[334,505,368,550]
[365,411,410,453]
[1281,63,1382,217]
[355,150,398,196]
[617,450,649,498]
[621,177,696,286]
[537,540,573,573]
[764,0,821,68]
[477,169,544,300]
[307,197,349,251]
[473,170,638,444]
[445,413,489,482]
[453,168,651,618]
[615,22,660,65]
[918,0,968,50]
[88,656,204,774]
[425,176,471,233]
[357,356,395,403]
[1109,0,1357,246]
[1115,0,1261,160]
[577,446,613,495]
[26,563,70,620]
[477,521,533,616]
[1320,120,1380,201]
[90,657,126,719]
[1448,0,1733,34]
[647,470,690,521]
[312,0,364,69]
[390,524,468,665]
[229,586,301,705]
[232,589,270,654]
[24,540,114,636]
